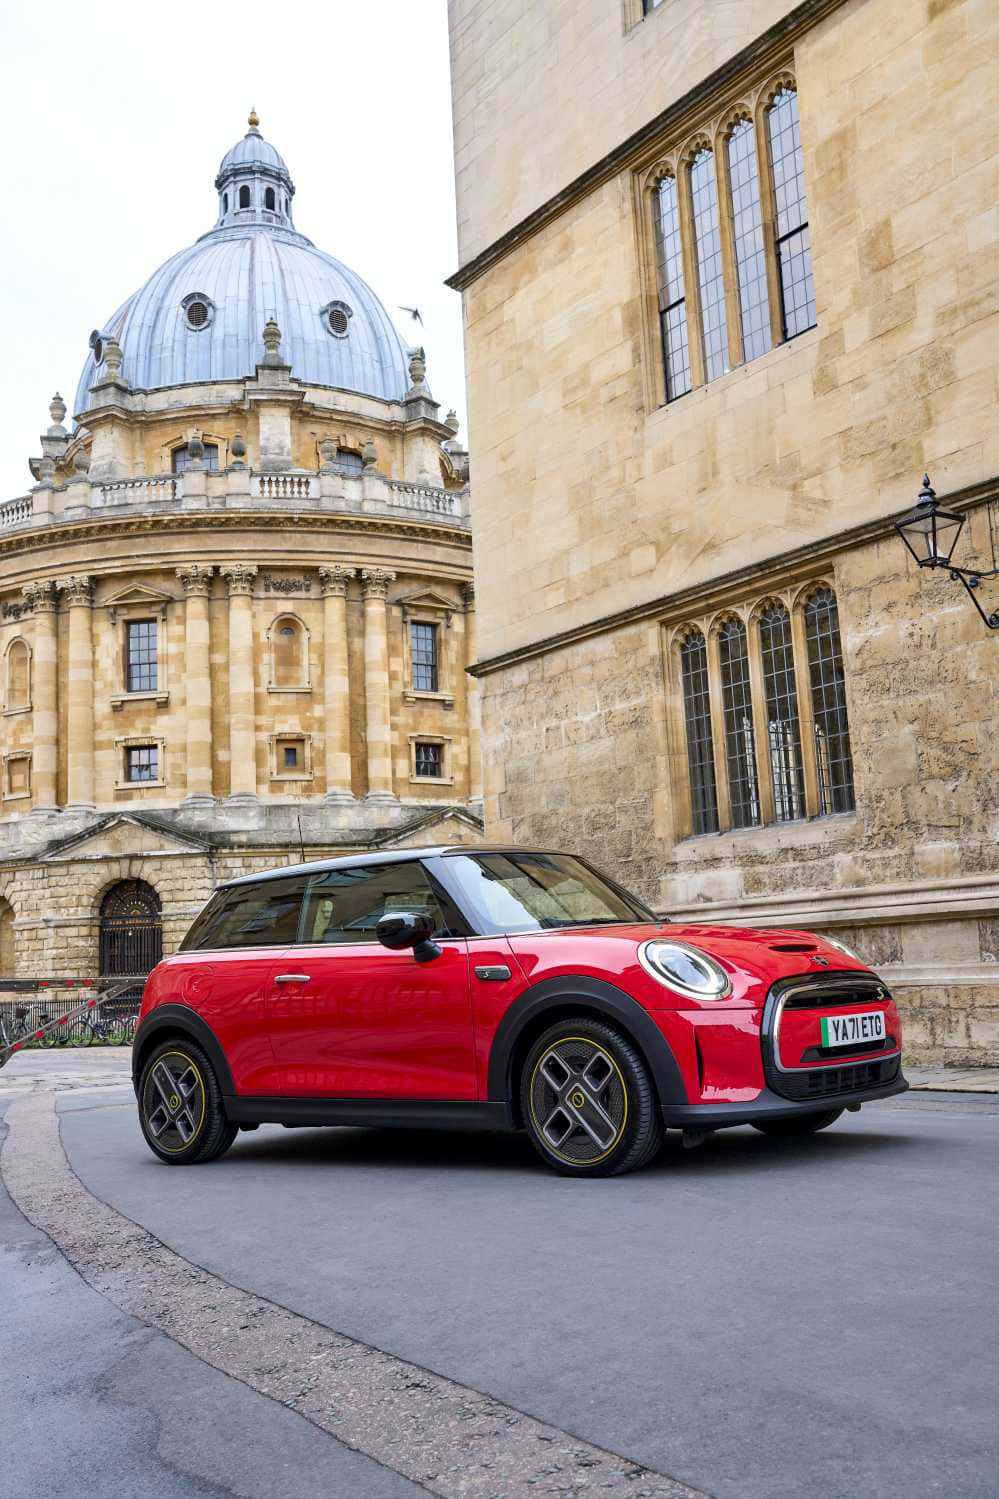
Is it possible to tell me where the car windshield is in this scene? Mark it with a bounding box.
[446,852,656,934]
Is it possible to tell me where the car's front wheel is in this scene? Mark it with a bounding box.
[520,1017,663,1177]
[751,1107,844,1137]
[138,1040,237,1165]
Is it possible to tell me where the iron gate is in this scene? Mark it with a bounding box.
[99,881,162,1004]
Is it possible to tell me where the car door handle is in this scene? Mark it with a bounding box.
[274,973,311,983]
[475,965,512,982]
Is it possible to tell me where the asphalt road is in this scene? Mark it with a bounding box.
[3,1085,998,1499]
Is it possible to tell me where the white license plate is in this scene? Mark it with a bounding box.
[820,1010,886,1049]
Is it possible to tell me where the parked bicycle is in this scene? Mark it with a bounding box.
[67,1006,137,1047]
[0,1006,70,1050]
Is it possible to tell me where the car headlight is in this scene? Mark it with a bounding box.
[822,935,864,964]
[638,940,732,1000]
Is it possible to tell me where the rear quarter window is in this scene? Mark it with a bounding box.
[180,876,309,951]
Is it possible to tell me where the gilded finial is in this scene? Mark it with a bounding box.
[248,108,259,129]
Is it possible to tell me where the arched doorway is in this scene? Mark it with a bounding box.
[99,881,162,992]
[0,899,15,976]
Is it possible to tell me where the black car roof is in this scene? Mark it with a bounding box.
[218,846,561,889]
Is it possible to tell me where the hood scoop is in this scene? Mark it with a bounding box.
[768,941,818,953]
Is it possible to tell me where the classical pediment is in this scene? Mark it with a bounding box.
[396,589,458,619]
[375,807,485,850]
[40,814,212,862]
[102,583,178,619]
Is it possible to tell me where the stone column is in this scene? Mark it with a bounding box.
[62,575,95,811]
[221,564,258,803]
[361,569,396,803]
[176,566,215,807]
[463,583,483,811]
[319,566,355,803]
[22,580,59,812]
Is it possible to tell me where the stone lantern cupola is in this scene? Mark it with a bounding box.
[214,110,296,231]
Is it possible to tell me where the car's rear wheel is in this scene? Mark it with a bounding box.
[751,1107,844,1137]
[138,1040,237,1165]
[520,1017,663,1177]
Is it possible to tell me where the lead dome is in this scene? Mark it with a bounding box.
[74,114,411,413]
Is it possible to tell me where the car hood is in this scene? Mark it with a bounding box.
[504,921,876,1009]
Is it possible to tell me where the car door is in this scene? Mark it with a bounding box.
[264,860,476,1099]
[177,873,311,1095]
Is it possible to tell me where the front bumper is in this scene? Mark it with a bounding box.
[661,1070,908,1130]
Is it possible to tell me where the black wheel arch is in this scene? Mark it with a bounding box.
[132,1005,236,1099]
[488,975,688,1126]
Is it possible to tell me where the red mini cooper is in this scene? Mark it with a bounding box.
[132,847,906,1176]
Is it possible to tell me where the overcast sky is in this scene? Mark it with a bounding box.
[0,0,465,497]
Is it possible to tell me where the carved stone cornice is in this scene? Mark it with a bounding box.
[220,563,258,597]
[319,565,355,597]
[176,564,214,597]
[21,579,58,614]
[361,568,395,600]
[0,508,473,563]
[61,574,93,606]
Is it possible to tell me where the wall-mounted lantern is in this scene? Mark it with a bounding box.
[895,475,999,631]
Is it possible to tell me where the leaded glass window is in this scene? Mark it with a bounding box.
[126,745,158,783]
[804,589,855,814]
[171,443,219,474]
[766,87,816,340]
[718,619,760,828]
[126,619,157,693]
[653,176,691,401]
[411,622,439,694]
[759,604,805,822]
[679,631,718,835]
[727,119,772,363]
[415,742,443,778]
[689,149,729,382]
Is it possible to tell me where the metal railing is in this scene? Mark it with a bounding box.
[0,977,145,1065]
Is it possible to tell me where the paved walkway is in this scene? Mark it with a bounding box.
[905,1065,999,1092]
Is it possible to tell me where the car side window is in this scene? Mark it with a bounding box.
[181,876,309,951]
[299,862,461,945]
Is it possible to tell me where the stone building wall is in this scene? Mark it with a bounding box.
[451,0,999,1064]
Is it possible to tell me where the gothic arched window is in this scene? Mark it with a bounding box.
[718,617,760,827]
[804,588,855,814]
[679,630,718,836]
[758,603,804,821]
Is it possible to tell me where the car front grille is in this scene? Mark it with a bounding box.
[777,1054,901,1101]
[763,973,900,1102]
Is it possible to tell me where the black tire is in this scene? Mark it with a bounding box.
[751,1108,844,1137]
[138,1039,237,1165]
[520,1016,663,1177]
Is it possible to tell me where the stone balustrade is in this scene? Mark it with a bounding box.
[0,496,33,529]
[0,470,470,530]
[95,476,179,507]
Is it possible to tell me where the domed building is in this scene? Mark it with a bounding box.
[0,114,481,984]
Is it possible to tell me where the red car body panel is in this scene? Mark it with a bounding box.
[135,848,907,1130]
[263,939,477,1099]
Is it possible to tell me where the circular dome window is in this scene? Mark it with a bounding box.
[181,292,215,331]
[321,300,353,339]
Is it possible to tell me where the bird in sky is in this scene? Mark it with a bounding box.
[398,305,424,325]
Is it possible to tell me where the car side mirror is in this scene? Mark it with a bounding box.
[375,910,442,964]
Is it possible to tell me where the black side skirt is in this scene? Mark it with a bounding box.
[224,1096,512,1132]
